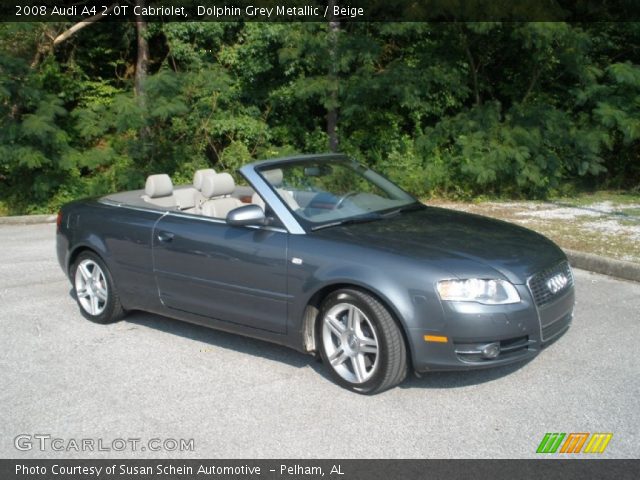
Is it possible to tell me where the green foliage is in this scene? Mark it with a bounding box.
[0,21,638,214]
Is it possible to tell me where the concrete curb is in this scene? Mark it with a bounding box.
[564,249,640,283]
[0,214,56,225]
[0,214,638,282]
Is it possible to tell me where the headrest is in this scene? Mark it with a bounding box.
[262,168,283,187]
[145,174,173,198]
[193,168,216,190]
[201,173,235,199]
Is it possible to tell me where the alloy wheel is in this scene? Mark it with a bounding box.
[321,302,379,384]
[74,259,108,316]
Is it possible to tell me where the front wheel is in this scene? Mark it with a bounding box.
[318,289,407,394]
[72,251,125,324]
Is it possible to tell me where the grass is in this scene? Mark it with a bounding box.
[621,207,640,217]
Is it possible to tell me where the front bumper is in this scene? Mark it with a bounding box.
[410,283,575,372]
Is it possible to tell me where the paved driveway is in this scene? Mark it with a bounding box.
[1,223,638,458]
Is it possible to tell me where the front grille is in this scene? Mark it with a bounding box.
[542,312,572,342]
[528,261,574,307]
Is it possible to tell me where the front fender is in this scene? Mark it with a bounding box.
[302,264,413,330]
[287,242,450,364]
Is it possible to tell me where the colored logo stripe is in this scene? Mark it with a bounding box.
[536,433,613,454]
[536,433,565,453]
[560,433,589,453]
[583,433,613,454]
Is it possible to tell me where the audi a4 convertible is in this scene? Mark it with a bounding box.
[56,154,575,393]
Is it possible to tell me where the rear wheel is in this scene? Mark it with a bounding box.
[318,289,407,394]
[72,251,125,324]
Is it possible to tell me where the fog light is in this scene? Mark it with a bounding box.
[481,342,500,359]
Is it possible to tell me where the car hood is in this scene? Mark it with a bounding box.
[314,206,565,284]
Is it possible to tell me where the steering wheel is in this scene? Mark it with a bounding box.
[334,191,358,209]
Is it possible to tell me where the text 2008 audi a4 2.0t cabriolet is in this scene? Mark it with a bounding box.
[56,154,575,393]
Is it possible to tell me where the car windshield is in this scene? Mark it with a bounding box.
[257,158,419,229]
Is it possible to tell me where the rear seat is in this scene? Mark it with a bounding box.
[142,174,177,208]
[142,169,249,217]
[173,187,196,212]
[200,173,243,218]
[193,168,216,212]
[173,168,218,212]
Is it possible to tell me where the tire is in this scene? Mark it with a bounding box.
[318,289,407,394]
[72,251,126,324]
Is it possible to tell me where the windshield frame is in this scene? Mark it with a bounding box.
[252,155,421,232]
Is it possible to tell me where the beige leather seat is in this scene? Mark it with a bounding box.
[142,174,177,208]
[193,168,216,212]
[173,187,197,211]
[252,168,300,211]
[201,173,243,218]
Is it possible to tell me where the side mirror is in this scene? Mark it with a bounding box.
[226,204,266,227]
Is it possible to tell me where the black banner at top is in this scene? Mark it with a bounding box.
[2,0,640,22]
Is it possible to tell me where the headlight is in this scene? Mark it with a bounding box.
[436,278,520,305]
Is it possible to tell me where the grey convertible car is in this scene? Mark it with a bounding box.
[56,154,575,393]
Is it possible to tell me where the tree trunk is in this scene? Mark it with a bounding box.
[522,66,541,104]
[464,42,481,107]
[458,26,481,107]
[135,0,151,144]
[134,1,149,102]
[327,0,340,152]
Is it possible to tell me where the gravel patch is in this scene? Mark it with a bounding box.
[515,205,603,220]
[582,219,640,241]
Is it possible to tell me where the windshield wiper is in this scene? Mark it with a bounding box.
[381,202,424,217]
[311,213,383,231]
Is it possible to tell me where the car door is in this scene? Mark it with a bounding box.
[151,212,289,334]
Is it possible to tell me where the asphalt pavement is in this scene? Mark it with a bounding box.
[1,223,638,458]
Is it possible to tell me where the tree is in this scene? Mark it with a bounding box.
[1,20,639,214]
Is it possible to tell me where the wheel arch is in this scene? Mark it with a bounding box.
[68,244,127,324]
[300,282,414,371]
[67,242,109,278]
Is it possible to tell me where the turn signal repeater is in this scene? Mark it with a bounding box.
[424,334,448,343]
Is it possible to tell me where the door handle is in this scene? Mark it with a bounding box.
[157,231,175,243]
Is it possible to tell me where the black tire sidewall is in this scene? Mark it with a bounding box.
[72,252,119,324]
[318,289,393,393]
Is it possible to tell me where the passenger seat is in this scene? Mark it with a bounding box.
[251,168,300,211]
[200,173,243,218]
[142,174,177,208]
